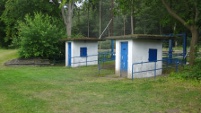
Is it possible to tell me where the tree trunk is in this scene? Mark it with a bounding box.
[61,1,74,38]
[67,2,73,38]
[131,0,134,34]
[110,0,114,36]
[123,16,126,35]
[189,26,199,65]
[87,2,90,38]
[99,0,102,49]
[131,15,134,34]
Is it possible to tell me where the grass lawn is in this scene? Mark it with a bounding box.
[0,49,201,113]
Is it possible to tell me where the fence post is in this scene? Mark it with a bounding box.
[168,39,173,64]
[182,33,187,64]
[111,40,115,60]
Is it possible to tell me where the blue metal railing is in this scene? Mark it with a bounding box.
[70,54,98,67]
[132,58,180,80]
[69,51,115,67]
[163,52,188,64]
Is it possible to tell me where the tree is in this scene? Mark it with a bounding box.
[18,12,64,58]
[134,0,174,34]
[161,0,201,65]
[115,0,137,34]
[61,0,76,38]
[0,0,7,47]
[51,0,85,38]
[1,0,60,47]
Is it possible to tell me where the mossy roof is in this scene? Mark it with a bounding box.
[106,34,174,40]
[61,37,105,42]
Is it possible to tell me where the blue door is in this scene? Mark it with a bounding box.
[120,42,128,72]
[68,42,71,66]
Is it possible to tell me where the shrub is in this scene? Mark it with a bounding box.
[17,12,64,58]
[170,59,201,80]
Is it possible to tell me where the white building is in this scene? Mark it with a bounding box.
[64,38,103,67]
[107,34,172,78]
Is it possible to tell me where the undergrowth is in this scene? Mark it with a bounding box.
[170,59,201,81]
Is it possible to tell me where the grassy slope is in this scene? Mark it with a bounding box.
[0,49,201,113]
[0,49,18,66]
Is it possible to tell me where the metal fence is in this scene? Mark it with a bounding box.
[98,51,115,74]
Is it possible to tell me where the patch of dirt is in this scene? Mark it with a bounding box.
[4,58,51,66]
[153,108,181,113]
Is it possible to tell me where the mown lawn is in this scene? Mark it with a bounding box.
[0,49,201,113]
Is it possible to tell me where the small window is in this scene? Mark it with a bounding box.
[80,47,87,57]
[149,49,157,62]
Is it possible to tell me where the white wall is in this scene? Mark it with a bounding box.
[65,41,98,67]
[130,40,162,78]
[115,39,163,78]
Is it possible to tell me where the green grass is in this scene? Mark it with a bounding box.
[0,49,201,113]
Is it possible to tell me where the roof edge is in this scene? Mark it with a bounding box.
[106,34,174,40]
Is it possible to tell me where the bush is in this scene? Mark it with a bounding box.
[170,59,201,80]
[17,12,64,58]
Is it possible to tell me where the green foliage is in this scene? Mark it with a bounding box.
[17,12,64,58]
[170,59,201,80]
[1,0,61,47]
[98,40,112,49]
[71,33,85,38]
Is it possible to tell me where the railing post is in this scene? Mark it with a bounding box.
[104,53,106,63]
[86,56,87,66]
[98,58,100,74]
[132,64,134,80]
[175,59,179,72]
[154,61,156,79]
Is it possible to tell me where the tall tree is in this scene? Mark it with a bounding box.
[161,0,201,65]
